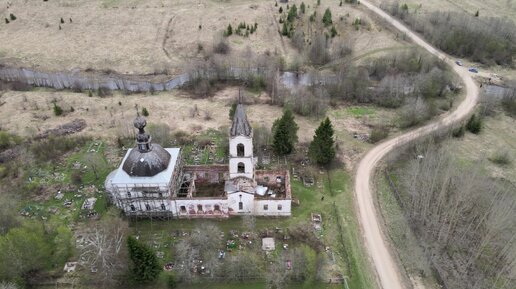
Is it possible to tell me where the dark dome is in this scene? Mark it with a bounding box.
[122,144,171,177]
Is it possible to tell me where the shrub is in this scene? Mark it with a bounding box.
[398,98,430,128]
[97,87,112,97]
[31,136,90,162]
[53,103,63,116]
[0,131,21,150]
[4,18,9,24]
[141,107,149,117]
[11,81,32,91]
[501,88,516,117]
[174,130,194,145]
[330,25,337,38]
[167,274,178,289]
[466,113,482,134]
[489,150,511,165]
[71,171,83,185]
[60,17,64,24]
[452,125,465,138]
[214,39,230,54]
[9,14,16,21]
[369,127,389,143]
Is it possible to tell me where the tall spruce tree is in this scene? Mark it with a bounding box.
[322,8,332,26]
[309,117,335,166]
[127,236,161,283]
[272,109,299,156]
[273,120,292,155]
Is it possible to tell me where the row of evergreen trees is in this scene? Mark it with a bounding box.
[272,108,335,166]
[279,2,337,39]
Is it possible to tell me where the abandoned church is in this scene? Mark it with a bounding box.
[105,103,292,218]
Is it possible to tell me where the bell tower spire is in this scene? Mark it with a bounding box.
[228,90,254,179]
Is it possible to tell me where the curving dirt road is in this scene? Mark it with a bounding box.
[354,1,480,289]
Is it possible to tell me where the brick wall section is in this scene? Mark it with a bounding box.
[184,165,228,184]
[255,169,291,199]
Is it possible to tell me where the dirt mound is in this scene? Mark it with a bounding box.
[35,119,87,140]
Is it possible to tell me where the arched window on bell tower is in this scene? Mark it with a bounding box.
[237,162,245,173]
[237,143,245,157]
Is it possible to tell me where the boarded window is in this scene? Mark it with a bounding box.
[237,143,245,157]
[278,204,283,210]
[238,202,243,210]
[238,162,245,173]
[263,204,269,211]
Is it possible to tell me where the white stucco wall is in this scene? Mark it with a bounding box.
[253,199,291,216]
[228,191,255,215]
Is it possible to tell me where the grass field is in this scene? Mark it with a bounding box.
[449,113,516,183]
[0,0,409,75]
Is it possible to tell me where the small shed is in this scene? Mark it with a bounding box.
[262,237,275,251]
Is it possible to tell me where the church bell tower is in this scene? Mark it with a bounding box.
[228,97,254,179]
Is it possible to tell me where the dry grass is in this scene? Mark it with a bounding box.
[372,0,516,19]
[0,0,292,74]
[449,113,516,183]
[0,86,406,170]
[0,0,408,75]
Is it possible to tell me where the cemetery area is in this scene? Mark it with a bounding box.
[129,169,366,288]
[14,140,111,224]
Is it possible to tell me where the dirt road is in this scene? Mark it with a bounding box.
[354,1,480,289]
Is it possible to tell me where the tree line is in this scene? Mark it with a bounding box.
[393,143,516,289]
[383,1,516,66]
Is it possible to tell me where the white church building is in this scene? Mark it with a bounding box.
[105,102,292,218]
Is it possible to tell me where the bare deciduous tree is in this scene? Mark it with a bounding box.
[80,211,129,286]
[396,142,516,289]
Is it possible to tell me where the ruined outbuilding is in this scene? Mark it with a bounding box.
[105,101,291,218]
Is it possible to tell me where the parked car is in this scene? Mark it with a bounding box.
[468,68,479,73]
[455,60,463,66]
